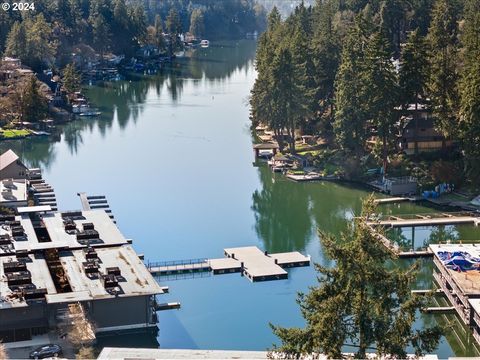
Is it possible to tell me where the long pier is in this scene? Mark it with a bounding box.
[148,246,310,282]
[367,212,480,228]
[77,192,115,222]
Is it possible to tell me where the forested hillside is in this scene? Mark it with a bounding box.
[250,0,480,186]
[0,0,266,70]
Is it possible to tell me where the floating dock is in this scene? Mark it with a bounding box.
[367,212,480,228]
[373,197,409,204]
[148,246,310,282]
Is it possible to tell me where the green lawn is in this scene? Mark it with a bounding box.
[0,129,31,138]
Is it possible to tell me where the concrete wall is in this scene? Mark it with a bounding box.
[89,296,152,331]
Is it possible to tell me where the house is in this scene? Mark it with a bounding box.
[0,150,29,180]
[399,117,453,155]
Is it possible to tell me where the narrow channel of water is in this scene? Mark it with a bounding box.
[2,40,479,357]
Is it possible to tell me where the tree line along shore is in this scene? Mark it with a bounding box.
[250,0,480,193]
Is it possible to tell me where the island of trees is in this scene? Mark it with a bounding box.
[250,0,480,188]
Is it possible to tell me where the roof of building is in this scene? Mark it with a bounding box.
[0,179,28,205]
[430,244,480,295]
[0,253,57,309]
[98,348,269,359]
[0,150,22,171]
[54,245,164,302]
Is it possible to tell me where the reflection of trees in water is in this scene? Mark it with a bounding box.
[2,41,257,172]
[251,165,312,253]
[427,225,459,245]
[0,138,58,171]
[387,227,411,250]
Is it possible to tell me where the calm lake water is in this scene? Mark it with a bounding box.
[2,40,480,357]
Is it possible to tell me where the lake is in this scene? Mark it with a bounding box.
[2,40,479,357]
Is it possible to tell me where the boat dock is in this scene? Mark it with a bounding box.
[29,169,58,211]
[367,212,480,228]
[148,246,310,282]
[373,197,409,204]
[77,192,115,222]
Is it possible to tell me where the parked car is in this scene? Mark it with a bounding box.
[29,344,62,359]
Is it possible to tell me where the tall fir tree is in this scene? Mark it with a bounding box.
[271,198,443,358]
[426,0,459,137]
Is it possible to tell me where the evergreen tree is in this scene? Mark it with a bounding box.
[5,22,28,61]
[189,9,205,39]
[166,8,182,53]
[459,0,480,181]
[363,31,399,175]
[426,0,459,137]
[334,23,368,154]
[154,14,166,52]
[399,29,429,154]
[20,76,48,123]
[271,198,443,358]
[62,63,81,94]
[92,14,110,55]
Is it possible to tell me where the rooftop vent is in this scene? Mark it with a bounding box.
[23,288,47,300]
[3,261,27,273]
[84,247,98,260]
[0,234,12,245]
[15,250,29,259]
[61,211,83,219]
[82,261,99,274]
[63,219,76,231]
[11,225,24,237]
[102,274,118,288]
[82,223,94,231]
[76,229,99,240]
[6,271,31,286]
[106,267,121,276]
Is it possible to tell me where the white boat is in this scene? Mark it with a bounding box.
[200,40,209,47]
[78,110,101,117]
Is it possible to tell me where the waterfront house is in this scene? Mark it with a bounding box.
[398,105,453,154]
[0,150,29,180]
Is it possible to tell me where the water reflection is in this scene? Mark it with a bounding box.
[251,166,312,253]
[0,40,257,168]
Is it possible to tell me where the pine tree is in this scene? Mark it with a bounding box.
[399,29,429,154]
[271,198,443,358]
[5,22,28,61]
[189,9,205,39]
[166,8,182,53]
[363,31,399,175]
[62,63,82,94]
[20,76,48,123]
[426,0,459,137]
[334,23,368,154]
[459,0,480,182]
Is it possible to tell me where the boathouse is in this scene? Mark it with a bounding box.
[0,150,29,180]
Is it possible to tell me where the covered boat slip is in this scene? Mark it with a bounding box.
[149,246,310,282]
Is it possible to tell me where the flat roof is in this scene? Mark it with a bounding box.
[98,348,268,359]
[59,245,164,301]
[0,253,57,310]
[41,210,128,249]
[0,179,27,205]
[469,298,480,316]
[17,205,52,213]
[430,244,480,295]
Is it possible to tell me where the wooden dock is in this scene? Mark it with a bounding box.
[148,246,310,282]
[374,197,409,204]
[422,306,455,313]
[367,213,480,228]
[30,173,58,211]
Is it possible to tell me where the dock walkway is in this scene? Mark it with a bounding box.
[77,193,115,222]
[367,212,480,228]
[148,246,310,282]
